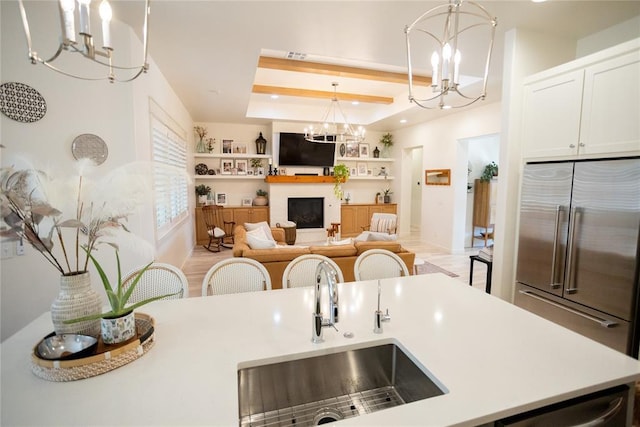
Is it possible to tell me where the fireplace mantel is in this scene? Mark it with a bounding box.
[264,176,334,184]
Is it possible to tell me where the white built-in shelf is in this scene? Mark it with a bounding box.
[349,176,394,180]
[335,156,394,162]
[194,153,271,159]
[194,175,265,180]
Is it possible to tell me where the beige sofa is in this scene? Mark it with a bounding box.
[232,225,415,289]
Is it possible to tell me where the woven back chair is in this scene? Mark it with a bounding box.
[362,213,397,234]
[122,263,189,304]
[282,254,345,289]
[354,249,410,281]
[201,205,235,252]
[202,258,272,296]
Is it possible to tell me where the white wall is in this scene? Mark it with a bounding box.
[395,102,502,253]
[0,2,193,340]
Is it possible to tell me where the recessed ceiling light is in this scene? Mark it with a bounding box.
[400,119,407,124]
[352,101,359,106]
[531,0,547,3]
[270,94,279,99]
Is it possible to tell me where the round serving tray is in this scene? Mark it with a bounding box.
[31,313,155,382]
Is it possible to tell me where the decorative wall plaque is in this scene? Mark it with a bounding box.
[0,82,47,123]
[71,134,109,165]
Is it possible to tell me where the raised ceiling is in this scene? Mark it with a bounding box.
[110,1,640,131]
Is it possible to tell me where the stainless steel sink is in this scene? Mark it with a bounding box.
[238,341,446,426]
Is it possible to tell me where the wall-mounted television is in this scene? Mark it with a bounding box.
[278,132,336,167]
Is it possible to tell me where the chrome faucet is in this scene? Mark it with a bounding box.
[311,261,339,343]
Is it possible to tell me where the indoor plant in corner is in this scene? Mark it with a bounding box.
[66,249,178,344]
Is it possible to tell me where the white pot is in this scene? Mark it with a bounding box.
[198,195,207,205]
[51,272,102,338]
[253,196,268,206]
[101,311,136,344]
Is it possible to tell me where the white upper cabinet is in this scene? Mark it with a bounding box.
[522,39,640,160]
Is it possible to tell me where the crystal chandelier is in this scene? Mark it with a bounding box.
[405,0,497,109]
[304,82,365,143]
[18,0,150,83]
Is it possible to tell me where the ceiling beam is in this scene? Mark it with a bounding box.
[252,85,394,104]
[257,56,432,86]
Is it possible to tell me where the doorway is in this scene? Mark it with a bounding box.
[458,133,499,248]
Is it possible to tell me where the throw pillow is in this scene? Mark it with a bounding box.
[329,238,353,246]
[245,221,275,241]
[245,227,277,249]
[367,231,398,241]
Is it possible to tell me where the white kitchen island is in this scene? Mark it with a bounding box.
[2,274,640,426]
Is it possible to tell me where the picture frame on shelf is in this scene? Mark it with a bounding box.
[232,142,247,154]
[350,166,357,176]
[247,169,254,176]
[339,143,346,157]
[235,159,248,175]
[345,142,359,158]
[359,143,370,158]
[256,167,265,176]
[279,167,287,176]
[367,169,373,176]
[222,139,233,154]
[357,162,367,176]
[241,197,253,207]
[215,192,228,206]
[221,159,233,174]
[377,194,384,204]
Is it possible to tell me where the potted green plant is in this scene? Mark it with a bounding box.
[195,184,211,205]
[380,133,393,157]
[383,188,393,203]
[332,164,350,199]
[250,158,263,174]
[480,162,498,182]
[66,249,178,344]
[254,189,268,206]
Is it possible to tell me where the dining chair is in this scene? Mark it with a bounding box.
[353,249,410,281]
[122,263,189,304]
[201,205,235,252]
[202,258,272,296]
[282,254,345,288]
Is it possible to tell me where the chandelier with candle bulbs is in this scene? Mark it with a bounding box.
[18,0,150,83]
[405,0,497,109]
[304,82,365,144]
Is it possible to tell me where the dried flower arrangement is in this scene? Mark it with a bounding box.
[0,160,154,276]
[194,125,208,141]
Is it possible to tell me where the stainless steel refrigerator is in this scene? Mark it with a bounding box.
[514,158,640,356]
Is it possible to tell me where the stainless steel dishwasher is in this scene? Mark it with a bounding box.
[495,385,630,426]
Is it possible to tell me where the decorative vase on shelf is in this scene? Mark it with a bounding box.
[196,138,206,153]
[101,311,136,344]
[51,272,102,338]
[253,196,268,206]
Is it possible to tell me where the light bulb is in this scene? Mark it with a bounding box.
[99,0,112,48]
[77,0,91,35]
[442,43,452,81]
[59,0,76,42]
[99,0,112,21]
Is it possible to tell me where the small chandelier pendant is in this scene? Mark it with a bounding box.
[405,0,497,110]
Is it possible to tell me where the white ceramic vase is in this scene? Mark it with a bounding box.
[101,311,136,344]
[51,272,102,338]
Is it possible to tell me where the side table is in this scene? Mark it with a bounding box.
[469,255,492,294]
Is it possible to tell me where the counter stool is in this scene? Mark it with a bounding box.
[469,255,492,294]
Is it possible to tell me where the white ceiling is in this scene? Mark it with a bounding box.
[113,1,640,131]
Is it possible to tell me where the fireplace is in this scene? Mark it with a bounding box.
[288,197,324,229]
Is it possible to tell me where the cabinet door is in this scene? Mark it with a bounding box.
[340,205,359,236]
[232,208,252,226]
[522,70,584,160]
[371,204,397,215]
[580,50,640,157]
[195,207,209,245]
[250,207,269,223]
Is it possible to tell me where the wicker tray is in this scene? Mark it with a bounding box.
[31,313,155,382]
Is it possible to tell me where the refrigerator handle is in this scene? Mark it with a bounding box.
[518,290,618,328]
[565,207,580,294]
[550,205,564,289]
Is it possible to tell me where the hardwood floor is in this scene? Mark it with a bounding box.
[181,235,491,298]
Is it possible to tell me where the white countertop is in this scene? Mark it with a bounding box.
[2,274,640,426]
